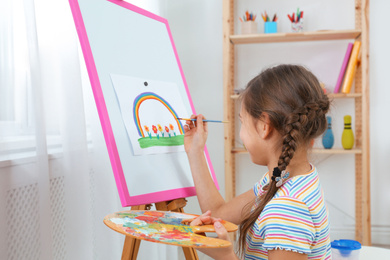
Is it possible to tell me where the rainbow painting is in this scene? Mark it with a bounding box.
[110,74,190,155]
[133,92,185,149]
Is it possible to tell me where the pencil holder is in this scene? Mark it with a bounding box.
[241,21,258,34]
[291,20,304,32]
[264,22,277,33]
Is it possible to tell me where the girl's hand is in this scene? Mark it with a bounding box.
[190,211,238,260]
[184,114,208,155]
[189,210,222,226]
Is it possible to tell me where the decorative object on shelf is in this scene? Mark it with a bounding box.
[342,115,354,149]
[261,11,277,33]
[334,43,354,93]
[341,41,361,94]
[322,116,334,149]
[240,11,257,34]
[288,8,304,32]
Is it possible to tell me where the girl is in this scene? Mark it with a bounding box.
[184,65,331,260]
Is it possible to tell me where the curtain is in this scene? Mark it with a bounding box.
[0,0,124,259]
[0,0,182,259]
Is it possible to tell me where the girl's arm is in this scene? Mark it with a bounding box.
[184,114,256,224]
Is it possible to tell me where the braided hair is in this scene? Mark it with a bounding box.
[238,65,330,255]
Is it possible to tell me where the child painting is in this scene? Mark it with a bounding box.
[184,65,331,260]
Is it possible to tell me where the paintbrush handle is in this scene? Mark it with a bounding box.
[177,118,229,123]
[191,222,238,234]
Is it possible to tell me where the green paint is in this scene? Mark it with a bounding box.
[138,135,184,148]
[117,212,138,217]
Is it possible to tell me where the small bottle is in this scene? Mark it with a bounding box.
[342,115,354,149]
[322,116,334,149]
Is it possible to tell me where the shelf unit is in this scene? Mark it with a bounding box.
[222,0,370,245]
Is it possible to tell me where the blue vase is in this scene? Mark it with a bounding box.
[322,116,334,149]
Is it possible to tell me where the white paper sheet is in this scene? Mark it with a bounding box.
[110,74,190,155]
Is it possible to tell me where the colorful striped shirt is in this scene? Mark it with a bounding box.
[245,165,331,259]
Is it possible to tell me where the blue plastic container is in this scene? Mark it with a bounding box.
[264,22,277,33]
[331,239,361,259]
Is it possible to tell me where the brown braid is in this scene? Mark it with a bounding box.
[237,65,330,256]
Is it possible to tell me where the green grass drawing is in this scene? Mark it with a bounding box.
[138,135,184,149]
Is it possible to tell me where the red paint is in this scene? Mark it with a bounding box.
[135,215,159,223]
[144,211,165,217]
[160,228,191,240]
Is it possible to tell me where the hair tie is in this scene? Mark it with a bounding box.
[272,167,290,187]
[271,167,281,181]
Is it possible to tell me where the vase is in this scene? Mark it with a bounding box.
[322,116,334,149]
[341,115,354,149]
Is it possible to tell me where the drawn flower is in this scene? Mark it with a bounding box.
[165,126,171,138]
[169,124,176,136]
[152,125,159,139]
[144,125,152,139]
[158,124,164,137]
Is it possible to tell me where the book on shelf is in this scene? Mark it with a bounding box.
[340,41,361,94]
[334,43,353,93]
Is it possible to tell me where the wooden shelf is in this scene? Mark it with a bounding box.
[327,93,362,98]
[230,29,361,45]
[223,0,370,245]
[311,148,362,154]
[232,147,362,154]
[231,93,362,100]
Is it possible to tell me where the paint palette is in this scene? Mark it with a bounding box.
[104,210,238,248]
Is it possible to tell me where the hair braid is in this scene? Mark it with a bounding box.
[278,112,301,171]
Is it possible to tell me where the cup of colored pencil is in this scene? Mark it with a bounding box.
[261,11,278,34]
[288,8,304,32]
[239,11,257,34]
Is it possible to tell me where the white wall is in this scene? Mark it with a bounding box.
[163,0,390,247]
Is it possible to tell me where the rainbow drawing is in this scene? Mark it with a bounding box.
[133,92,184,138]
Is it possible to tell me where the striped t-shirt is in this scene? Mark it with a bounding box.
[245,165,331,259]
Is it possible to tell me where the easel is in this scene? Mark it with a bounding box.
[121,198,199,260]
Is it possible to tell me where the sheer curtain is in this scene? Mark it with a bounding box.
[0,0,183,259]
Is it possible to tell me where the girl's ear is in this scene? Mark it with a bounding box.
[256,113,273,139]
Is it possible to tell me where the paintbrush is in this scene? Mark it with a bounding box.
[177,118,229,123]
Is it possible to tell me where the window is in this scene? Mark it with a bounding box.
[0,0,33,138]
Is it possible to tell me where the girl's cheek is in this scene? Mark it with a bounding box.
[239,128,244,144]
